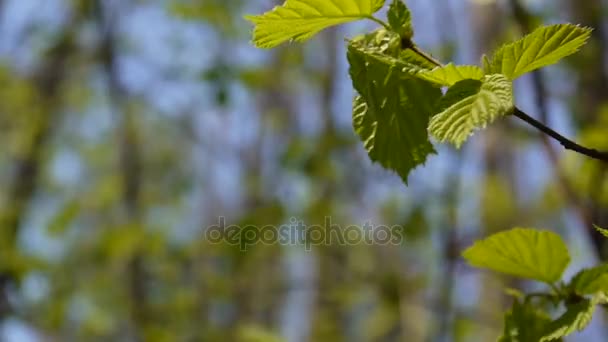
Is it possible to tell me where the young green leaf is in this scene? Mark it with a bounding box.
[416,63,484,86]
[540,298,597,342]
[348,40,441,184]
[485,24,592,80]
[499,299,552,342]
[388,0,413,40]
[428,74,513,148]
[348,29,437,70]
[594,224,608,238]
[462,228,570,284]
[244,0,386,48]
[569,264,608,296]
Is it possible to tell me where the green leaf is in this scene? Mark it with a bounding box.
[499,299,553,342]
[349,29,437,70]
[416,63,484,86]
[569,264,608,296]
[348,40,441,184]
[594,224,608,238]
[245,0,386,48]
[388,0,413,39]
[486,24,592,79]
[428,74,513,148]
[540,298,597,342]
[462,228,570,284]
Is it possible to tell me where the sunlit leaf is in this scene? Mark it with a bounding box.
[499,299,553,342]
[462,228,570,284]
[428,74,513,148]
[569,264,608,296]
[387,0,413,39]
[417,63,484,86]
[540,298,597,342]
[486,24,592,79]
[348,38,441,184]
[245,0,386,48]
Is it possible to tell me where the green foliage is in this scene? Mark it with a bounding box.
[387,0,413,40]
[540,298,597,342]
[246,3,594,168]
[498,296,599,342]
[416,63,484,86]
[347,29,433,70]
[428,74,513,148]
[348,35,440,184]
[462,228,569,284]
[499,300,553,342]
[463,227,608,341]
[485,24,592,80]
[246,2,603,340]
[569,264,608,295]
[244,0,386,48]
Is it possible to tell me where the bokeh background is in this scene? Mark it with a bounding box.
[0,0,607,341]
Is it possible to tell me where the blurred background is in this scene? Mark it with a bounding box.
[0,0,606,341]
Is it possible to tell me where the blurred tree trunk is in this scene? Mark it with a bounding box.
[564,0,608,123]
[230,7,293,333]
[432,157,464,342]
[431,2,463,340]
[310,27,348,341]
[93,1,148,339]
[0,12,80,320]
[470,2,513,340]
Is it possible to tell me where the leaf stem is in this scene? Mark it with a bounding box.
[408,44,443,68]
[513,107,608,163]
[366,16,391,31]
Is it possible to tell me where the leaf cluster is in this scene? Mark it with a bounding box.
[246,0,591,183]
[464,226,608,341]
[245,2,602,340]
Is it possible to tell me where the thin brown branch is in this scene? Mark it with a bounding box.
[512,107,608,163]
[93,1,147,338]
[0,14,78,319]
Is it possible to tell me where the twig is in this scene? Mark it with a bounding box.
[512,107,608,162]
